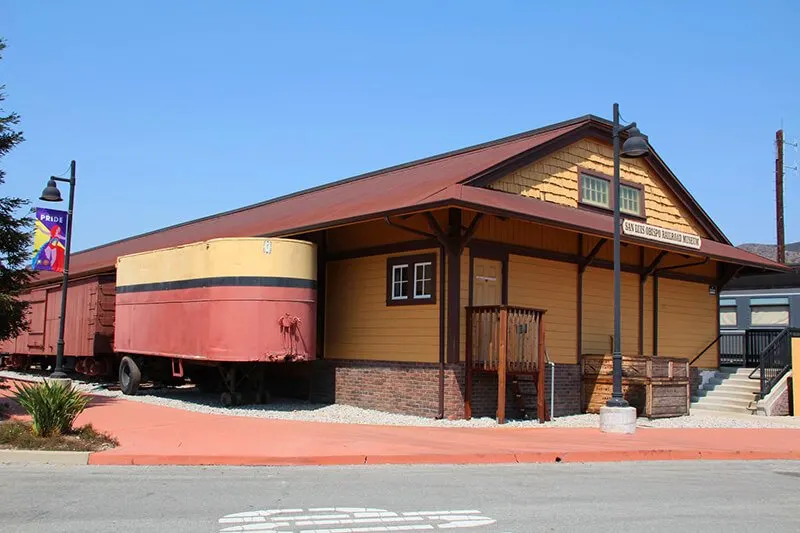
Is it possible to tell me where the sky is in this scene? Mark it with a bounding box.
[2,1,799,252]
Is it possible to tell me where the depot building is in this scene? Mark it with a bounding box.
[6,115,786,419]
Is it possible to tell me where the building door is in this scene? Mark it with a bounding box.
[473,258,503,306]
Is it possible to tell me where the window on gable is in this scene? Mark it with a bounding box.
[387,254,436,306]
[619,184,642,216]
[580,173,610,209]
[579,171,645,217]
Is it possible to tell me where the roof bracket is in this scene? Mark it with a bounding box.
[578,238,607,274]
[642,251,668,279]
[718,264,744,289]
[459,213,485,254]
[384,216,439,242]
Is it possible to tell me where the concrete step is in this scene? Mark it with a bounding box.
[710,382,761,394]
[690,401,753,414]
[703,389,760,402]
[693,395,753,409]
[724,374,760,383]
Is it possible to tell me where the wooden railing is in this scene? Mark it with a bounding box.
[465,305,547,423]
[466,305,545,372]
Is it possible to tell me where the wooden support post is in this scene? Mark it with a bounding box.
[537,315,547,422]
[465,309,473,420]
[446,209,462,364]
[497,308,508,424]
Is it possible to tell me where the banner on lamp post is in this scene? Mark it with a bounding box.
[32,207,68,272]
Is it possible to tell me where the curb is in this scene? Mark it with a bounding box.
[86,449,800,467]
[0,449,90,465]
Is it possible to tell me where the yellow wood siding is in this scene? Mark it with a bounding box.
[582,267,640,356]
[490,139,708,237]
[657,278,717,367]
[472,215,579,256]
[325,249,440,362]
[642,277,654,355]
[508,255,577,364]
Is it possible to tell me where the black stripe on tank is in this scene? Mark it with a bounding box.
[116,276,316,294]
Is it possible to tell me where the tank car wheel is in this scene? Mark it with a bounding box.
[219,392,241,407]
[256,388,271,405]
[119,356,141,395]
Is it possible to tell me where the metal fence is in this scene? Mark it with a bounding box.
[719,329,783,367]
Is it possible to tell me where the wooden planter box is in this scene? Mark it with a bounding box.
[582,354,690,418]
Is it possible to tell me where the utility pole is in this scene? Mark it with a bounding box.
[776,129,785,264]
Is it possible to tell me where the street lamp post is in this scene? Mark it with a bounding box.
[600,104,649,432]
[39,160,77,380]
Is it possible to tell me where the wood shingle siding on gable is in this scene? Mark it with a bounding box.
[489,139,708,238]
[657,278,718,367]
[325,249,440,363]
[508,255,577,365]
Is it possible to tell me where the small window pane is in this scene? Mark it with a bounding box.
[392,265,408,300]
[620,185,641,215]
[720,307,737,327]
[581,174,609,208]
[414,262,433,299]
[750,305,789,327]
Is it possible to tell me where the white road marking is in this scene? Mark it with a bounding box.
[219,507,498,532]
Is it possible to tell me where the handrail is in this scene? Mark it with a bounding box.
[689,334,721,366]
[751,327,797,398]
[748,328,788,380]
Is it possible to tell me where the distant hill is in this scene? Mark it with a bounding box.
[738,241,800,264]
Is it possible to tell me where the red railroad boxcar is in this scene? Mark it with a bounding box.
[0,274,116,375]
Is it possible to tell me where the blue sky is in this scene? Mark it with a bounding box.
[2,1,799,251]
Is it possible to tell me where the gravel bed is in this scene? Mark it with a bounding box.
[2,370,798,429]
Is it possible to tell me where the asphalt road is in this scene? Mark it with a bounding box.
[0,461,798,532]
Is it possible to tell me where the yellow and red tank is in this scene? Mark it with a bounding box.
[114,238,316,363]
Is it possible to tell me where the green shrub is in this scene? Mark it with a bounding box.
[13,381,90,437]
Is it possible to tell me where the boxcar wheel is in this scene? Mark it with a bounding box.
[119,356,141,396]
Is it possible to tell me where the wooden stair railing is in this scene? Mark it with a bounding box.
[465,305,548,423]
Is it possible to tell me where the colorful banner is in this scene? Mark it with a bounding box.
[32,207,68,272]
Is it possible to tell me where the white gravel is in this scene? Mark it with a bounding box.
[3,369,799,429]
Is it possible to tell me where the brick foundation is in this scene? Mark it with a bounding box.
[309,359,582,420]
[310,359,466,418]
[469,364,581,419]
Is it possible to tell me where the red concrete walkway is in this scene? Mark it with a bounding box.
[3,382,800,466]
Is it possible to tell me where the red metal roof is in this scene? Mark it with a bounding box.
[35,122,583,283]
[33,115,785,283]
[440,185,788,272]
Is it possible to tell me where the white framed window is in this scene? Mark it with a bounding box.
[580,173,610,209]
[414,262,433,299]
[391,264,409,300]
[387,254,436,306]
[750,297,790,327]
[620,184,642,216]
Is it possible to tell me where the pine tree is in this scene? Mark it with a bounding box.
[0,38,34,342]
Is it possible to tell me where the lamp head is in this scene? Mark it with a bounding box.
[40,178,63,202]
[621,126,650,158]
